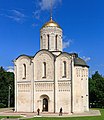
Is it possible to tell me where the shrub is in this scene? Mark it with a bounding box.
[0,103,6,108]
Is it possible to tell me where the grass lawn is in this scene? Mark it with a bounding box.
[0,116,21,119]
[21,109,104,120]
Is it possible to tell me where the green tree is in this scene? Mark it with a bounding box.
[89,71,104,108]
[0,66,14,108]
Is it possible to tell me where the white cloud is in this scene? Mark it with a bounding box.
[63,40,72,49]
[39,0,62,10]
[32,23,38,27]
[42,0,62,10]
[33,0,62,19]
[7,69,14,73]
[82,56,91,62]
[0,9,26,23]
[63,35,72,49]
[33,10,41,20]
[10,10,25,18]
[6,66,14,73]
[96,64,104,67]
[7,66,14,69]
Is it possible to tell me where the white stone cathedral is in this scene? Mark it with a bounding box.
[14,17,89,114]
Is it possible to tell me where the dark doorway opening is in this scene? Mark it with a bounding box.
[43,98,48,112]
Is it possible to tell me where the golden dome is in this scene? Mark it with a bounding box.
[41,17,61,29]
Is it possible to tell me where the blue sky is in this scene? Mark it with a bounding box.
[0,0,104,75]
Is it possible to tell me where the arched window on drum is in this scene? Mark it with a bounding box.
[47,34,49,50]
[55,35,58,50]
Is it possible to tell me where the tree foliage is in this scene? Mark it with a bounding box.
[89,71,104,108]
[0,66,14,108]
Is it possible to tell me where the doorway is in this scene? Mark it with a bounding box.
[43,98,48,112]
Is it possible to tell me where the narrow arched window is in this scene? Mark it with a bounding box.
[41,36,42,40]
[47,34,49,50]
[55,35,58,50]
[42,62,46,78]
[62,61,66,78]
[41,36,43,49]
[23,64,26,79]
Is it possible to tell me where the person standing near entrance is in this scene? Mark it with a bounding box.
[59,107,63,116]
[37,108,40,115]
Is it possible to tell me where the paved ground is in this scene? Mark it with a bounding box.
[0,108,101,119]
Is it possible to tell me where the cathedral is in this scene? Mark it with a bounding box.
[14,17,89,113]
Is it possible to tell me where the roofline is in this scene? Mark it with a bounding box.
[34,49,55,58]
[74,64,89,68]
[15,54,33,60]
[15,51,89,68]
[57,52,78,57]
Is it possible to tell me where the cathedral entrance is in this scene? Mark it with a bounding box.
[43,98,48,111]
[40,94,49,112]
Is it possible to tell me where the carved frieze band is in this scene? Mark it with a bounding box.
[35,82,54,92]
[18,84,31,92]
[58,82,71,92]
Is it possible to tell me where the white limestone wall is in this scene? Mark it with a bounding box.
[83,68,89,111]
[56,54,72,80]
[73,66,89,113]
[17,83,31,112]
[14,56,33,112]
[14,52,89,113]
[33,50,54,81]
[33,50,55,112]
[34,82,54,112]
[16,56,33,81]
[40,27,62,52]
[57,82,71,113]
[56,53,72,113]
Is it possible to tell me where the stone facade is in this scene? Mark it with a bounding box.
[14,18,89,113]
